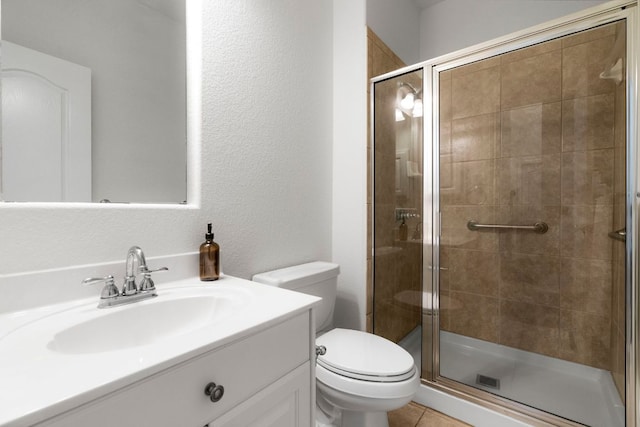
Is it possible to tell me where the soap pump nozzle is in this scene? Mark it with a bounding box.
[205,222,214,241]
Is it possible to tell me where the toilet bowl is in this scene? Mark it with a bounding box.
[315,328,420,427]
[252,262,419,427]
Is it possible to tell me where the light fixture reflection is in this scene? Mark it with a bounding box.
[396,82,422,119]
[412,99,423,118]
[400,93,414,110]
[395,108,405,122]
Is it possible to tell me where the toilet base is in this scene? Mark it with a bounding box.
[316,388,393,427]
[315,405,388,427]
[316,400,340,427]
[315,365,418,427]
[341,410,389,427]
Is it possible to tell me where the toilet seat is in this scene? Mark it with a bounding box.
[316,328,416,382]
[316,361,419,401]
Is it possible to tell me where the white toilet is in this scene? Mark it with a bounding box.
[252,261,419,427]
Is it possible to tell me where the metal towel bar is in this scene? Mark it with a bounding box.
[467,220,549,234]
[608,227,626,242]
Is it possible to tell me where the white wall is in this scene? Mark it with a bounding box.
[202,0,334,278]
[420,0,609,60]
[367,0,422,65]
[333,0,368,330]
[0,1,334,282]
[2,0,187,203]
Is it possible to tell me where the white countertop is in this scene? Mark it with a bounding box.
[0,275,319,427]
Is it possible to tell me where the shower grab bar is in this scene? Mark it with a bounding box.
[608,227,626,242]
[467,220,549,234]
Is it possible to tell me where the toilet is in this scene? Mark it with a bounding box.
[252,261,419,427]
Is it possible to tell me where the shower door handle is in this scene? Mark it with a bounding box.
[608,227,626,242]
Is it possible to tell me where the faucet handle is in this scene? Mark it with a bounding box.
[82,275,120,299]
[138,266,168,293]
[139,266,169,274]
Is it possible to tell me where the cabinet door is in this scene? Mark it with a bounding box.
[209,362,311,427]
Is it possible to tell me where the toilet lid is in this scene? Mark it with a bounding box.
[316,329,416,382]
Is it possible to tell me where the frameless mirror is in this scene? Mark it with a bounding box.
[0,0,187,203]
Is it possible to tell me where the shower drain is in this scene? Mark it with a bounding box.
[476,374,500,390]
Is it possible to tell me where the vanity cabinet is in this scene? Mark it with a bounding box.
[36,312,313,427]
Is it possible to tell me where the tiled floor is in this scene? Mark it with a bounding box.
[388,402,472,427]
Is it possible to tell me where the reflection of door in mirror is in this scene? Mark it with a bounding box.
[1,41,91,202]
[1,0,187,204]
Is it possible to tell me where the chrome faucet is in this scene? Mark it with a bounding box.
[82,246,168,308]
[123,246,147,296]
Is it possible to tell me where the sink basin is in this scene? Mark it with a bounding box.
[47,290,247,354]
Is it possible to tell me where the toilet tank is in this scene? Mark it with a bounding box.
[252,261,340,333]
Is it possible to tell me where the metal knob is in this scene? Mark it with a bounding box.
[82,275,120,299]
[204,382,224,403]
[316,345,327,356]
[138,266,168,292]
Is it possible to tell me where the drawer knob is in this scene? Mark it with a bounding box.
[204,382,225,402]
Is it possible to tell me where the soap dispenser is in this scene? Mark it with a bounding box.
[200,223,220,281]
[399,219,408,241]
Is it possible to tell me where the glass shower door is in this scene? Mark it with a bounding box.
[372,69,424,362]
[436,21,627,427]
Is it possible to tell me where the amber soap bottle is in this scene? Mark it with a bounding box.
[199,223,220,281]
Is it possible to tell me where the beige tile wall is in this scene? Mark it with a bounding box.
[367,28,405,334]
[368,29,424,343]
[439,22,624,372]
[609,22,627,402]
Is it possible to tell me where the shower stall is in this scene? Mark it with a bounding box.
[371,3,637,426]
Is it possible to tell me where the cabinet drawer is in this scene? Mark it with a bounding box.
[38,312,311,427]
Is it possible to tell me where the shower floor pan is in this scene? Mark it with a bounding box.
[398,328,623,426]
[438,331,624,427]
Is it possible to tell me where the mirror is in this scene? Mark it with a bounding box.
[0,0,187,203]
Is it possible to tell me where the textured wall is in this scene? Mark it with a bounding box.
[202,0,333,279]
[332,0,368,331]
[0,1,333,284]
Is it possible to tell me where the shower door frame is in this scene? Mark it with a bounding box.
[371,0,639,425]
